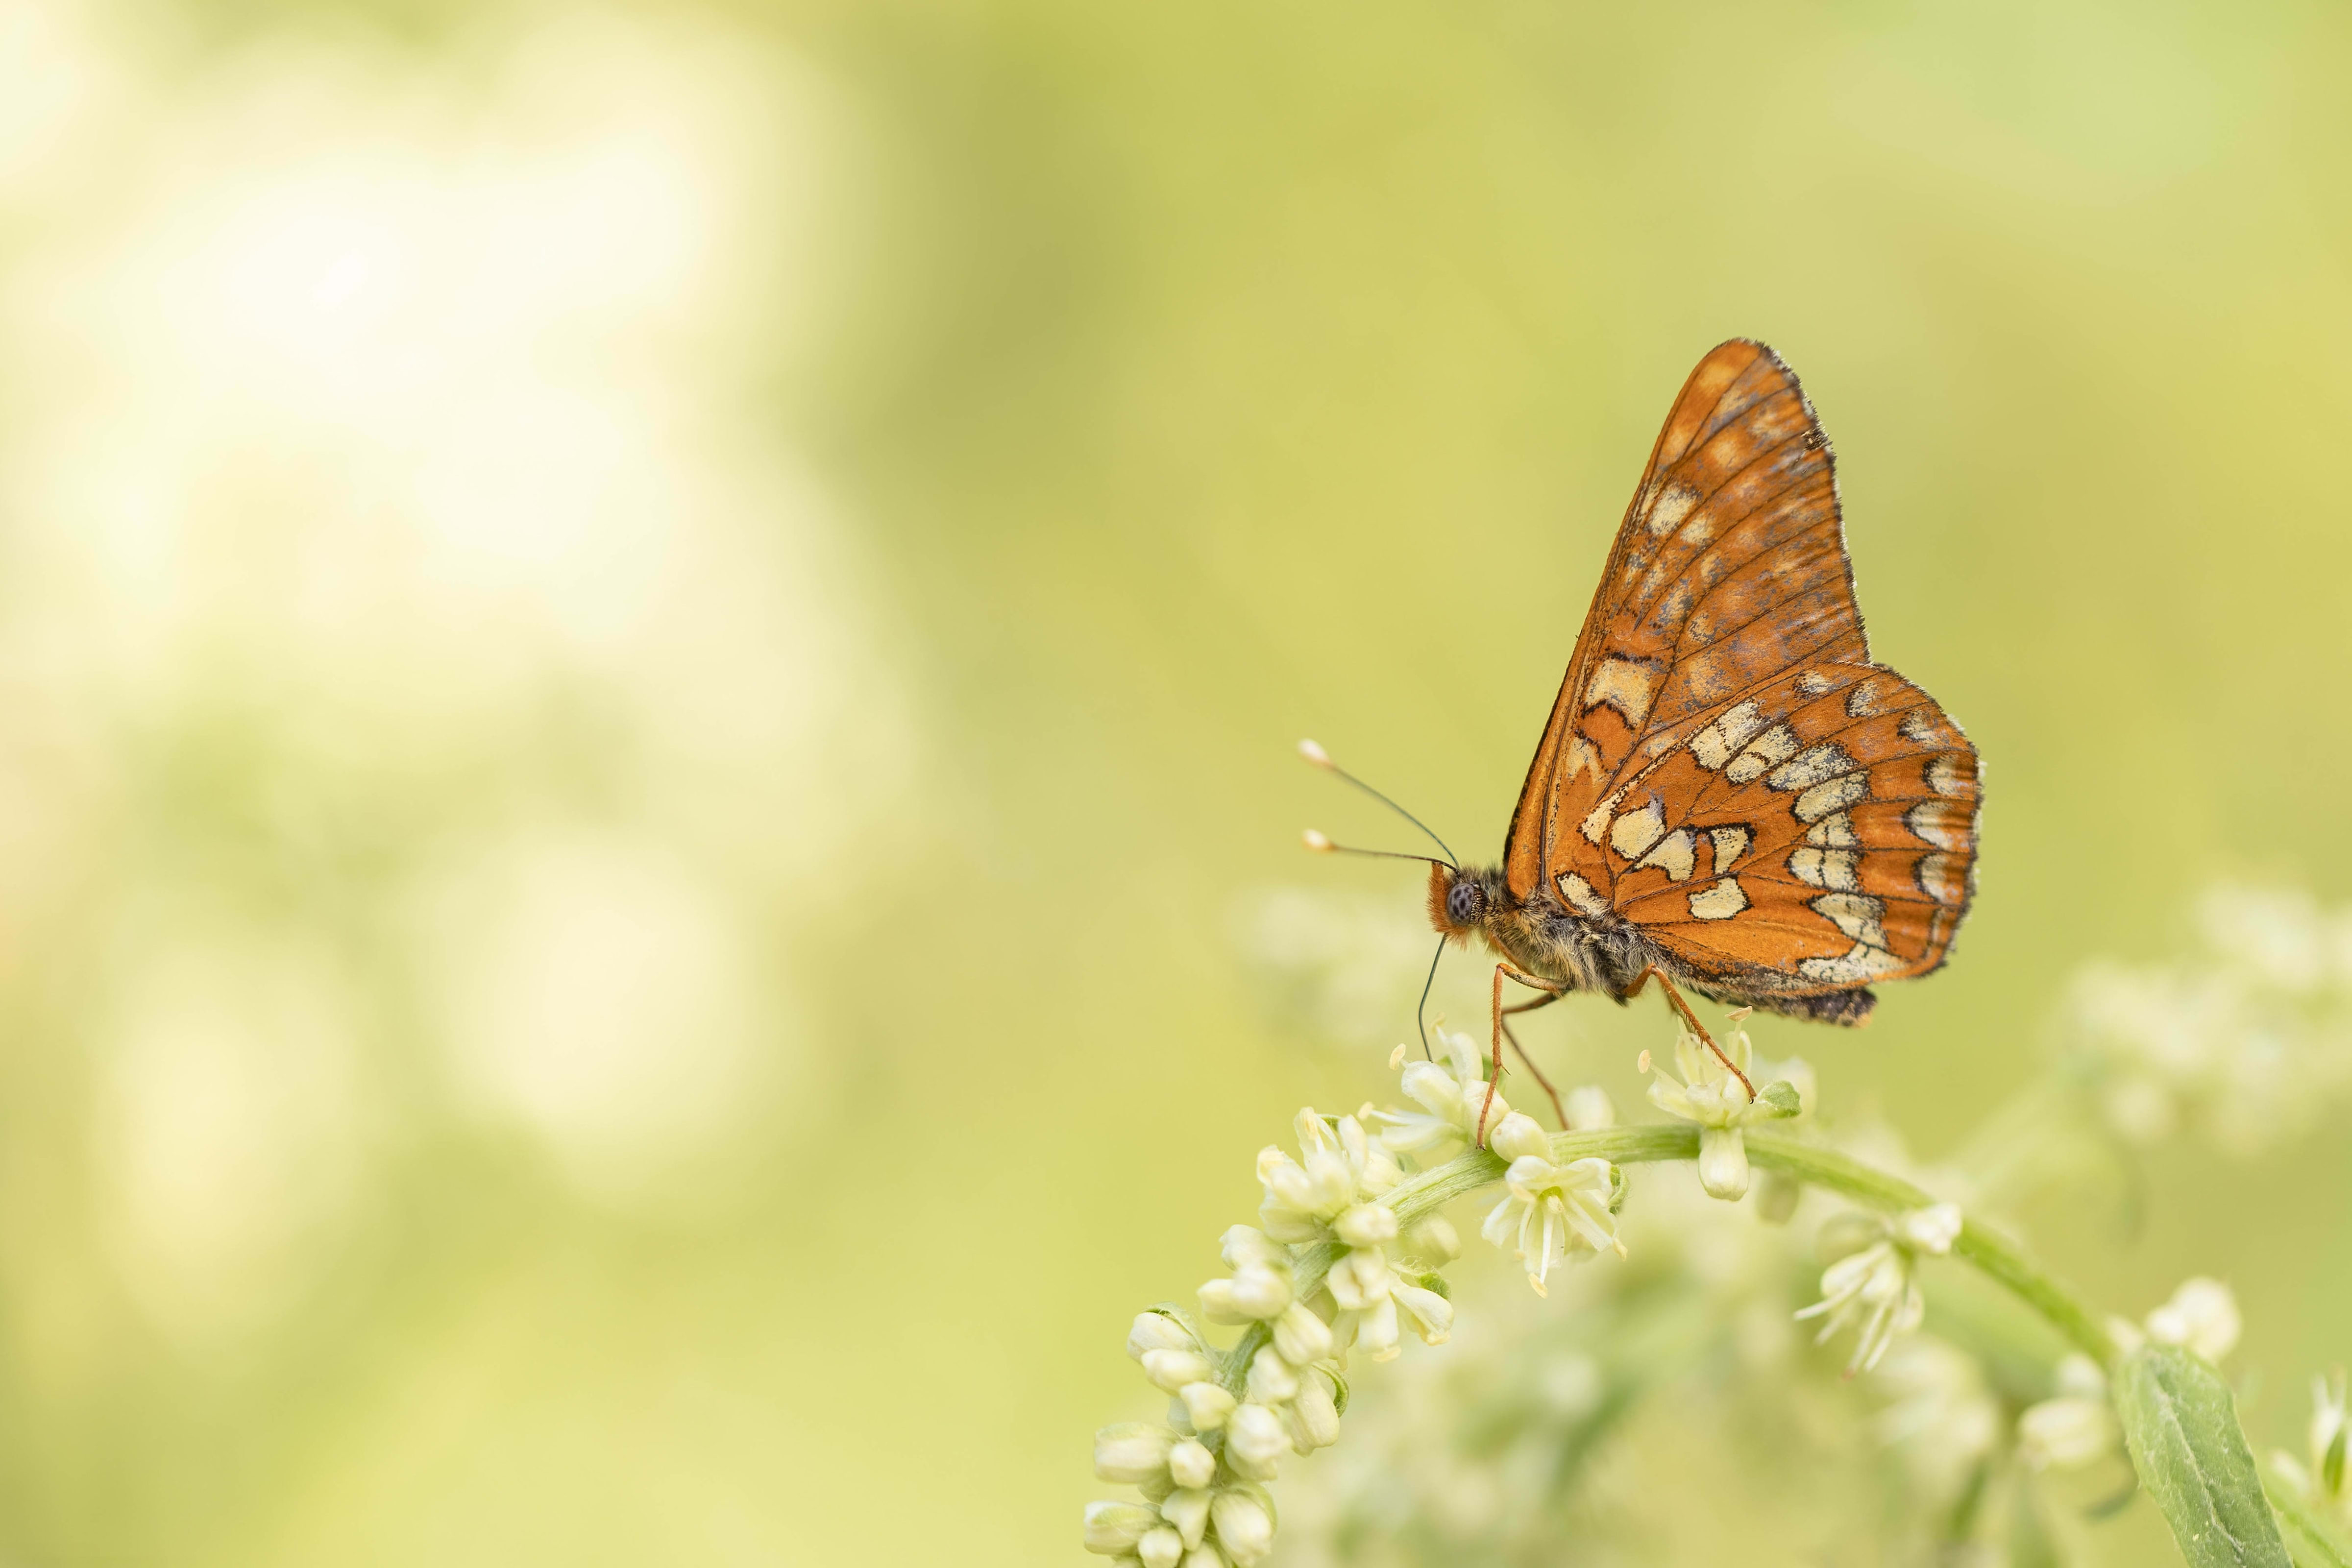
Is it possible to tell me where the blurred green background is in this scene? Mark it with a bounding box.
[0,0,2349,1561]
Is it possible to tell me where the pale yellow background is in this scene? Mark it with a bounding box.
[0,0,2344,1562]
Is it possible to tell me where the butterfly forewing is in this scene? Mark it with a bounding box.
[1504,341,1866,906]
[1505,340,1980,1001]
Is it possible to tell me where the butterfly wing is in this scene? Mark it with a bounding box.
[1504,340,1978,998]
[1585,662,1979,996]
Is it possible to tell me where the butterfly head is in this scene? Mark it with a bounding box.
[1427,863,1502,944]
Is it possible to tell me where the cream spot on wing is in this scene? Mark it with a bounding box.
[1805,812,1858,848]
[1584,656,1658,728]
[1564,734,1603,789]
[1610,795,1666,861]
[1766,743,1858,792]
[1580,786,1625,847]
[1795,671,1835,697]
[1708,825,1750,870]
[1907,800,1972,850]
[1798,942,1905,985]
[1900,708,1944,747]
[1636,828,1696,883]
[1646,482,1700,537]
[1794,772,1868,823]
[1928,755,1975,798]
[1789,846,1860,892]
[1689,700,1766,771]
[1845,679,1883,718]
[1812,891,1886,948]
[1688,877,1748,921]
[1724,723,1800,784]
[1556,870,1612,917]
[1917,851,1967,906]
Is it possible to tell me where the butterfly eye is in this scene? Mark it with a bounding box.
[1446,879,1486,926]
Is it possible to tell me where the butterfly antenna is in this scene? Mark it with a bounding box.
[1296,739,1458,869]
[1414,933,1445,1061]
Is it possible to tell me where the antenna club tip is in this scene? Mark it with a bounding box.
[1296,738,1332,768]
[1301,828,1333,853]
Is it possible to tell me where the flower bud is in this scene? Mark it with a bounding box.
[1752,1169,1800,1225]
[1564,1085,1616,1129]
[1141,1349,1215,1393]
[1696,1126,1751,1200]
[1210,1488,1276,1565]
[1168,1436,1217,1490]
[1138,1526,1185,1568]
[1284,1371,1341,1450]
[2017,1396,2116,1471]
[1085,1501,1161,1554]
[1271,1302,1333,1366]
[1333,1203,1398,1249]
[1182,1547,1227,1568]
[2145,1277,2240,1363]
[1178,1381,1237,1432]
[1229,1264,1293,1319]
[1219,1226,1284,1271]
[1128,1311,1200,1360]
[1245,1345,1298,1404]
[1094,1423,1175,1483]
[1896,1202,1963,1256]
[1161,1487,1211,1548]
[1354,1296,1402,1363]
[1326,1249,1390,1312]
[1224,1402,1289,1479]
[1391,1280,1453,1346]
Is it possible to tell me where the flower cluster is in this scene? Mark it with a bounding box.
[1641,1013,1804,1200]
[1086,1037,1629,1564]
[1795,1202,1962,1373]
[2013,1277,2242,1473]
[2063,885,2352,1155]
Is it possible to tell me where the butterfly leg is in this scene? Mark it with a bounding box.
[1635,965,1756,1102]
[1497,991,1568,1130]
[1480,965,1567,1147]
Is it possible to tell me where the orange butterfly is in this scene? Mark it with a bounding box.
[1309,340,1980,1118]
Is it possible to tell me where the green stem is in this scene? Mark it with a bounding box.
[1221,1122,2117,1390]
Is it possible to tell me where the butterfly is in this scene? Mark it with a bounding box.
[1308,340,1979,1114]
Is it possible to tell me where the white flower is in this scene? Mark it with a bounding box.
[1256,1110,1401,1242]
[1640,1017,1801,1200]
[1795,1205,1956,1374]
[2145,1276,2241,1363]
[1476,1111,1623,1295]
[2017,1355,2118,1471]
[1161,1488,1211,1549]
[1368,1028,1507,1155]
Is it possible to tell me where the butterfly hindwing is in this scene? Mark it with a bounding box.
[1587,662,1980,996]
[1504,341,1866,907]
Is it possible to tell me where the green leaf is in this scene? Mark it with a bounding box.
[1757,1079,1802,1119]
[2114,1345,2291,1567]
